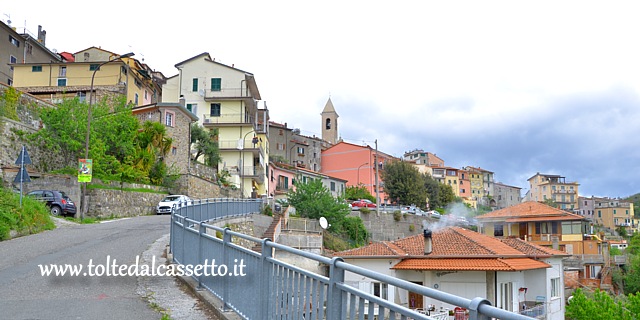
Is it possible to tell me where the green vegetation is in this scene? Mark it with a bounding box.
[0,86,21,121]
[190,124,221,168]
[0,186,55,240]
[88,183,168,194]
[381,160,456,210]
[566,288,640,320]
[287,177,368,249]
[25,97,192,186]
[345,184,375,202]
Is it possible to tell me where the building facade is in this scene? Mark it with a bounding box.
[162,52,268,198]
[0,20,61,86]
[403,150,444,167]
[494,182,523,209]
[527,173,580,210]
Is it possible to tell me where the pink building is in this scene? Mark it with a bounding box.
[321,141,397,205]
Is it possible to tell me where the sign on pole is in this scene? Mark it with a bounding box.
[13,166,31,183]
[78,159,93,182]
[15,145,32,165]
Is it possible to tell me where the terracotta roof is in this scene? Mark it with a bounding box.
[392,258,550,271]
[335,227,525,258]
[476,201,585,221]
[500,238,571,257]
[335,227,565,272]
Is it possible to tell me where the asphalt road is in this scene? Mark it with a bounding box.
[0,215,175,320]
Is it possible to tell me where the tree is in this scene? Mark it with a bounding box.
[345,184,375,202]
[381,161,426,206]
[565,288,640,320]
[191,124,221,168]
[287,177,350,230]
[542,198,558,208]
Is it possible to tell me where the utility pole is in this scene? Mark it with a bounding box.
[375,139,380,215]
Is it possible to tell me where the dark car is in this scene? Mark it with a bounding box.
[27,190,77,216]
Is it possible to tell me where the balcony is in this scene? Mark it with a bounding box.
[217,139,265,159]
[202,113,255,126]
[203,87,255,102]
[564,254,606,268]
[552,189,576,194]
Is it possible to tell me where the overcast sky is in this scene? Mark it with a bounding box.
[5,1,640,198]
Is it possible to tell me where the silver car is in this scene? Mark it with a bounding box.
[156,195,191,214]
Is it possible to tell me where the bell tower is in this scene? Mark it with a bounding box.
[321,97,339,145]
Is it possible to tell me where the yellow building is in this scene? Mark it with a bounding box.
[162,52,268,198]
[11,47,161,107]
[443,167,460,197]
[528,172,579,210]
[593,199,637,233]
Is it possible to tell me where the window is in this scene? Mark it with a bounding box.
[186,103,197,115]
[89,64,99,71]
[330,182,336,191]
[276,143,284,151]
[77,92,86,102]
[9,55,16,71]
[59,66,67,77]
[297,147,305,155]
[165,111,174,127]
[210,103,221,116]
[561,221,582,234]
[57,78,67,86]
[499,282,513,311]
[144,90,148,100]
[192,78,198,92]
[325,118,331,129]
[26,43,33,54]
[32,66,43,72]
[551,277,560,298]
[494,224,504,237]
[9,35,20,47]
[134,93,139,105]
[171,147,177,155]
[279,129,283,136]
[211,78,221,91]
[372,282,388,300]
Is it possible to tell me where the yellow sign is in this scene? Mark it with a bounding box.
[78,159,93,182]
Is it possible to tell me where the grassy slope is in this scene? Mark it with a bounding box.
[0,187,55,240]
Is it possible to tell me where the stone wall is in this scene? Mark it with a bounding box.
[349,210,430,241]
[173,174,240,200]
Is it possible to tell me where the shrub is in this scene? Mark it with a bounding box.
[360,207,371,214]
[393,210,402,222]
[409,224,415,232]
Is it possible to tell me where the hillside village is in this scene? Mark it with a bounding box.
[2,18,640,319]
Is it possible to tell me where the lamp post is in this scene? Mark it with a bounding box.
[80,52,134,220]
[357,162,369,185]
[238,130,256,198]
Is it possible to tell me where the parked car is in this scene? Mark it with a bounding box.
[27,190,77,216]
[156,195,191,214]
[351,199,377,208]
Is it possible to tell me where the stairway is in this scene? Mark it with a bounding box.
[252,214,282,253]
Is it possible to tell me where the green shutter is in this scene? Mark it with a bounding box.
[192,78,198,92]
[211,78,221,91]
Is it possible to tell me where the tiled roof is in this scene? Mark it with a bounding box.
[476,201,584,221]
[392,258,550,271]
[336,227,527,258]
[500,238,571,257]
[334,226,565,272]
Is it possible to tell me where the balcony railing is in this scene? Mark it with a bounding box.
[203,87,254,99]
[202,113,255,125]
[217,139,265,159]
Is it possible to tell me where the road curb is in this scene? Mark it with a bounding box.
[168,248,243,320]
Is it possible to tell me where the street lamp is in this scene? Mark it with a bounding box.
[238,130,256,198]
[80,52,134,219]
[357,162,369,185]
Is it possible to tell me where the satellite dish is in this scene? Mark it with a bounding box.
[319,217,328,229]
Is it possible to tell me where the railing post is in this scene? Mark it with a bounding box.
[222,227,231,311]
[468,297,491,320]
[327,257,345,320]
[169,209,174,254]
[197,220,204,289]
[260,238,273,316]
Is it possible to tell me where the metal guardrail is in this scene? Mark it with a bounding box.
[170,199,535,320]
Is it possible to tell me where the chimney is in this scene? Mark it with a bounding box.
[179,95,185,107]
[423,229,433,255]
[38,25,46,45]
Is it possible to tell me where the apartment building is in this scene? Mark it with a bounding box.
[0,20,61,86]
[402,149,444,167]
[579,196,638,233]
[463,166,495,206]
[528,173,579,210]
[12,47,161,107]
[268,121,329,172]
[268,162,347,199]
[494,182,523,209]
[162,52,268,198]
